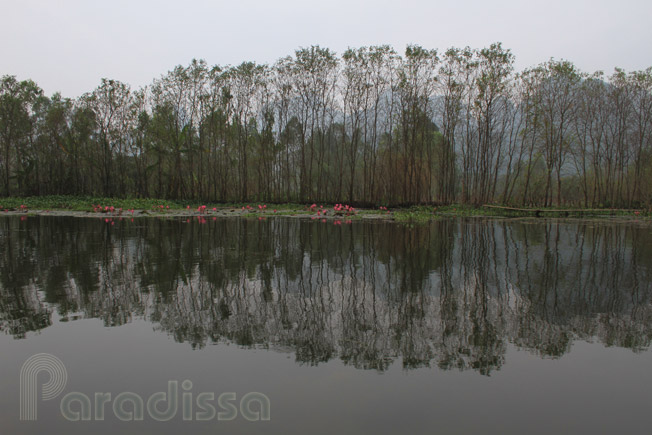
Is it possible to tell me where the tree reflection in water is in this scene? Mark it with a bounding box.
[1,216,651,375]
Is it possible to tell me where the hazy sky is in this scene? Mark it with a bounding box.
[2,0,651,97]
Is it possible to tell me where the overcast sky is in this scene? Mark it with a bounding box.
[2,0,651,97]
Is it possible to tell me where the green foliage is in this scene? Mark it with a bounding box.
[0,46,651,208]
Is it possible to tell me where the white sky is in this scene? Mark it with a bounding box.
[2,0,651,97]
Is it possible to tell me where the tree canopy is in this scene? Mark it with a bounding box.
[1,44,651,207]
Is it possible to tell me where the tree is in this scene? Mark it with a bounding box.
[0,76,42,195]
[82,78,133,197]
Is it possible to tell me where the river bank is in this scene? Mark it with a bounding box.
[0,195,649,222]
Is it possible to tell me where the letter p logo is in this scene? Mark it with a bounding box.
[20,353,68,420]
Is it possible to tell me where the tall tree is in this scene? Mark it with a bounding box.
[0,76,42,195]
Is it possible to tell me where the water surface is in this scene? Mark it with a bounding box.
[1,216,651,434]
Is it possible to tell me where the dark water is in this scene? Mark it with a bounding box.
[1,215,651,434]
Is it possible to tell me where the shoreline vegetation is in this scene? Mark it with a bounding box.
[0,196,649,223]
[1,43,651,210]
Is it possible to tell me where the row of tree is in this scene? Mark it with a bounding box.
[2,44,651,206]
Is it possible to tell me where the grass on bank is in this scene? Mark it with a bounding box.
[0,195,649,221]
[0,196,308,212]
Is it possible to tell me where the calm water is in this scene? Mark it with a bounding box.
[1,215,652,434]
